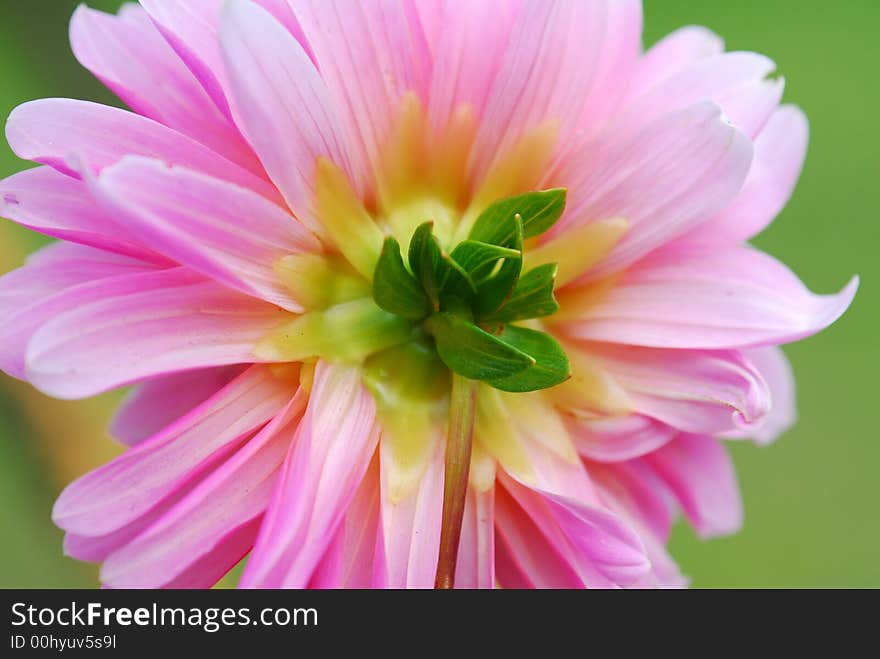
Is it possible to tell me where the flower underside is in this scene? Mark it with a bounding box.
[377,189,571,390]
[256,94,628,392]
[247,94,633,588]
[253,93,631,495]
[0,0,863,593]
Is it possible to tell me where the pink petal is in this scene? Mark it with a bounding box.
[614,482,687,589]
[519,440,599,504]
[139,0,231,119]
[0,242,152,315]
[309,455,380,589]
[62,446,256,568]
[552,102,753,275]
[63,438,254,567]
[560,243,859,349]
[160,517,262,588]
[740,346,797,445]
[494,485,583,589]
[219,0,360,230]
[574,0,644,132]
[0,243,158,379]
[109,366,244,447]
[538,490,652,587]
[5,98,281,205]
[251,0,315,61]
[0,242,150,304]
[623,51,781,139]
[138,0,311,115]
[100,389,307,589]
[427,0,521,128]
[453,488,495,589]
[53,365,291,538]
[0,166,164,262]
[493,543,531,589]
[686,105,809,245]
[631,26,724,94]
[586,459,676,543]
[472,1,624,178]
[412,0,443,54]
[96,156,320,311]
[69,4,262,174]
[629,538,687,589]
[642,434,743,538]
[242,361,379,588]
[569,414,677,463]
[25,268,287,399]
[488,438,608,584]
[585,343,772,436]
[372,434,444,589]
[499,475,650,588]
[289,0,431,175]
[712,74,785,140]
[63,528,155,564]
[485,392,601,505]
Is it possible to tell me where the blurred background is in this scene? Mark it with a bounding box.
[0,0,876,588]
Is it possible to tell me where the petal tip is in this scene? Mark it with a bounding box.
[814,274,859,335]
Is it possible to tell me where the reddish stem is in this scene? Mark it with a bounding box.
[434,373,477,589]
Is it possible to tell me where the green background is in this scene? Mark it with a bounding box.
[0,0,875,588]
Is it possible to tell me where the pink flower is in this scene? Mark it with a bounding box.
[0,0,856,589]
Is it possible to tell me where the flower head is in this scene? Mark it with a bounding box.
[0,0,856,588]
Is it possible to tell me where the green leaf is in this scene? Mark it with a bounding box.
[425,312,534,382]
[408,221,443,307]
[408,221,476,305]
[450,240,521,281]
[473,214,524,317]
[439,294,473,320]
[373,237,431,320]
[488,325,571,392]
[481,263,559,323]
[439,251,478,298]
[468,188,567,244]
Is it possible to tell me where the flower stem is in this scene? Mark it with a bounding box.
[434,372,477,589]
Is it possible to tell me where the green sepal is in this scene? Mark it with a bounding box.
[480,263,559,324]
[425,312,534,382]
[439,251,478,299]
[473,214,524,317]
[468,188,567,245]
[408,221,443,308]
[487,325,571,392]
[450,240,521,282]
[408,221,476,305]
[373,237,431,320]
[440,294,474,320]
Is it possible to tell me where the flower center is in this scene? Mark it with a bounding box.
[254,94,631,486]
[372,191,572,392]
[254,93,632,588]
[256,94,579,383]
